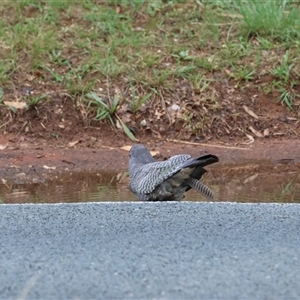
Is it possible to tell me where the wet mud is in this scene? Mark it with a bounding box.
[0,139,299,203]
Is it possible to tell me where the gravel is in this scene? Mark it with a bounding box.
[1,202,300,299]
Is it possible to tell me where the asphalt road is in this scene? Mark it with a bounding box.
[1,202,300,299]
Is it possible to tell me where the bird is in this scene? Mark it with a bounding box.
[128,144,219,201]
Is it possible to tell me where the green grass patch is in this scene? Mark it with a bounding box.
[233,0,300,42]
[0,0,300,137]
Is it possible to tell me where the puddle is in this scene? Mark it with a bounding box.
[0,162,299,204]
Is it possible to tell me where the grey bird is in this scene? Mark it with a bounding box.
[128,144,219,201]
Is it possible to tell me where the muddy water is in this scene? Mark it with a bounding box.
[0,162,299,204]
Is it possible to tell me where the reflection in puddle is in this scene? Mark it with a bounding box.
[0,163,300,204]
[0,171,130,204]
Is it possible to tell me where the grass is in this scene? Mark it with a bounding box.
[86,92,138,141]
[0,0,300,138]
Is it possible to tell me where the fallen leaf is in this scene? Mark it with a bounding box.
[287,117,297,121]
[15,173,26,177]
[150,150,160,156]
[243,134,254,144]
[154,109,164,119]
[263,128,270,137]
[243,105,259,119]
[224,69,234,77]
[115,4,121,14]
[68,140,80,147]
[4,101,27,110]
[243,173,259,184]
[116,171,128,182]
[220,12,243,18]
[43,165,56,170]
[120,145,132,151]
[120,112,132,124]
[99,145,115,150]
[115,119,122,130]
[0,144,8,150]
[249,126,263,138]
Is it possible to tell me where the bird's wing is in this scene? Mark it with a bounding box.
[135,154,191,194]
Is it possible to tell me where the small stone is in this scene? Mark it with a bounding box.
[140,119,147,127]
[171,104,181,111]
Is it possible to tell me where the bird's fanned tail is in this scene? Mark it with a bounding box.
[187,177,215,201]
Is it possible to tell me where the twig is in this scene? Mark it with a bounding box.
[17,121,28,136]
[0,120,12,129]
[158,89,171,124]
[167,139,252,150]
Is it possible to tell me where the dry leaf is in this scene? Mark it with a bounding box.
[243,173,259,184]
[249,126,263,138]
[150,150,160,156]
[115,4,121,14]
[4,101,27,110]
[68,140,80,147]
[15,173,26,177]
[243,105,259,119]
[0,144,8,150]
[220,12,243,18]
[99,145,115,150]
[154,109,164,119]
[263,128,270,137]
[115,119,122,130]
[43,165,56,170]
[287,117,297,121]
[121,112,132,124]
[243,134,254,144]
[224,69,234,77]
[120,145,132,151]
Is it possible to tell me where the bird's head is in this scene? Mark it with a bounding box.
[128,144,155,174]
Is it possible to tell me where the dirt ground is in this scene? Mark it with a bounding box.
[0,127,299,184]
[1,56,300,184]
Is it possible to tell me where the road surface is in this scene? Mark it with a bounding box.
[1,202,300,299]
